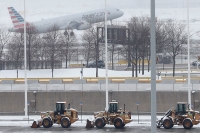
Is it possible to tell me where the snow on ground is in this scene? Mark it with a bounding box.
[0,115,156,127]
[0,68,151,78]
[1,115,200,128]
[0,68,199,79]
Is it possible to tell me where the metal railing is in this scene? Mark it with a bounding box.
[0,82,199,92]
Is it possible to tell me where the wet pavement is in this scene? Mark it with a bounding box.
[0,125,200,133]
[0,115,200,133]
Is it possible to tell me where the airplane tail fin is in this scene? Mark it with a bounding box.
[8,7,29,29]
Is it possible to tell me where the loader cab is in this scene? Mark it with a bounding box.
[55,102,66,115]
[176,102,187,115]
[108,100,118,113]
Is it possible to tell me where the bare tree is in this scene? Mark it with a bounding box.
[164,20,187,76]
[43,25,62,77]
[82,27,96,66]
[125,16,171,77]
[7,33,24,77]
[26,25,39,70]
[126,16,151,77]
[0,25,11,70]
[60,29,77,68]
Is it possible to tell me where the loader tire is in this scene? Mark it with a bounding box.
[61,117,71,128]
[171,124,174,128]
[122,123,125,127]
[102,123,106,127]
[95,118,104,129]
[114,118,123,129]
[183,119,193,129]
[48,117,53,127]
[163,118,172,129]
[42,118,51,128]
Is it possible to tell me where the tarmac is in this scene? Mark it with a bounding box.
[1,115,200,133]
[0,115,157,126]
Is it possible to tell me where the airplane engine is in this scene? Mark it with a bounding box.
[77,24,91,30]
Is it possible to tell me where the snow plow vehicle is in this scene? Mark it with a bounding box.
[157,102,200,129]
[31,102,78,128]
[86,100,132,129]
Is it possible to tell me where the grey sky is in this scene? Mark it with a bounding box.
[1,0,199,11]
[0,0,199,38]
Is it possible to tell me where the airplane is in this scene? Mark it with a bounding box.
[8,7,124,33]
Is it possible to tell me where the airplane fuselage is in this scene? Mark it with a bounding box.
[8,8,124,33]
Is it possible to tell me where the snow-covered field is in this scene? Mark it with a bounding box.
[0,68,151,78]
[0,68,199,78]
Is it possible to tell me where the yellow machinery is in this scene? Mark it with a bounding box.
[157,102,200,129]
[86,100,132,129]
[31,102,78,128]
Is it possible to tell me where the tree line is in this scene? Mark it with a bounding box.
[0,16,198,77]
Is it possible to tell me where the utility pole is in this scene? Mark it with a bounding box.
[150,0,157,132]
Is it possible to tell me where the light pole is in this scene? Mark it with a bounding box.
[187,0,191,110]
[109,90,112,101]
[33,91,37,112]
[150,0,157,132]
[24,0,28,117]
[105,0,108,112]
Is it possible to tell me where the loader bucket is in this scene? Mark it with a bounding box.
[31,121,39,128]
[31,119,43,128]
[85,119,94,128]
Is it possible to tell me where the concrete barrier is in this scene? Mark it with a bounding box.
[27,80,38,84]
[111,79,125,83]
[125,79,138,84]
[39,79,49,84]
[73,79,86,84]
[162,77,187,83]
[175,78,186,83]
[0,77,198,84]
[63,79,73,83]
[0,91,199,114]
[15,79,25,84]
[86,79,98,83]
[1,80,14,84]
[49,79,62,84]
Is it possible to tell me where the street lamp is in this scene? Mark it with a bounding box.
[187,0,191,110]
[109,90,112,101]
[23,0,28,117]
[105,0,108,112]
[150,0,157,132]
[33,91,37,112]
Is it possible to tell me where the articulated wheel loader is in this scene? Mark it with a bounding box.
[86,100,132,129]
[157,102,200,129]
[31,102,78,128]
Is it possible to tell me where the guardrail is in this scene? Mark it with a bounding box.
[0,76,199,84]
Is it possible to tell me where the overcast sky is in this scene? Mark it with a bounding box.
[1,0,200,10]
[0,0,200,38]
[1,0,199,23]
